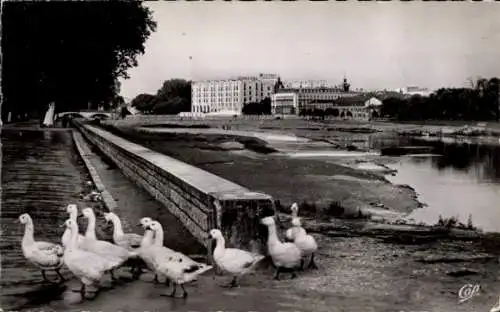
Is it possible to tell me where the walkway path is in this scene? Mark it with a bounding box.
[1,128,98,309]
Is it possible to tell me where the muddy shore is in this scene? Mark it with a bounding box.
[95,121,424,221]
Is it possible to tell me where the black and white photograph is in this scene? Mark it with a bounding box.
[1,1,500,311]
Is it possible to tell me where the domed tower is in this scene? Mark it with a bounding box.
[274,76,285,93]
[342,77,351,92]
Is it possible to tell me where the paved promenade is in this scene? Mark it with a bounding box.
[3,124,500,312]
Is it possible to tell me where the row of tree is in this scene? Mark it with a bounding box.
[2,1,156,121]
[131,79,192,114]
[241,98,272,115]
[381,77,500,121]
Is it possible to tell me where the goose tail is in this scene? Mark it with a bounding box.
[183,264,213,282]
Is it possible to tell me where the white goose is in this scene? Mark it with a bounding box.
[209,229,265,288]
[104,212,142,250]
[289,217,318,270]
[62,219,116,297]
[285,203,303,242]
[80,208,138,280]
[104,212,145,278]
[260,216,302,280]
[19,213,65,283]
[138,217,154,247]
[61,204,85,248]
[135,218,165,283]
[146,221,213,298]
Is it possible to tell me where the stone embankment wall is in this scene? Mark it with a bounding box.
[74,120,276,255]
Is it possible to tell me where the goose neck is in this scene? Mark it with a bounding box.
[213,236,226,259]
[85,213,97,240]
[111,215,125,238]
[153,226,164,247]
[22,221,35,246]
[265,223,280,246]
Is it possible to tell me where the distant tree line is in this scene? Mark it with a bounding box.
[381,77,500,121]
[242,97,272,115]
[2,1,156,121]
[131,79,191,114]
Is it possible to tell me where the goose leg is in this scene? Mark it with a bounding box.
[80,283,86,298]
[230,276,238,288]
[55,269,66,282]
[274,267,282,281]
[180,284,188,299]
[300,259,305,271]
[41,270,49,282]
[153,274,159,283]
[308,253,318,270]
[164,278,170,287]
[109,270,117,281]
[168,283,177,297]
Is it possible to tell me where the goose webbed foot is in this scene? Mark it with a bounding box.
[291,270,298,279]
[221,276,238,288]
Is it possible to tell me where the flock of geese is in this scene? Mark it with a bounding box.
[19,202,318,301]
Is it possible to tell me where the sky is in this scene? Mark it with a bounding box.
[119,1,500,100]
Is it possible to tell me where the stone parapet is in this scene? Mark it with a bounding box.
[74,120,275,256]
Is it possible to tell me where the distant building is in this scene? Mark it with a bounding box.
[284,80,329,89]
[271,93,298,115]
[396,86,432,96]
[273,78,358,113]
[191,73,278,114]
[272,77,382,120]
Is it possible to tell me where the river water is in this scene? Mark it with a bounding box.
[381,136,500,232]
[277,132,500,233]
[142,126,500,232]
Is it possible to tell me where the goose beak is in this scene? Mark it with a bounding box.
[77,213,84,218]
[59,223,66,228]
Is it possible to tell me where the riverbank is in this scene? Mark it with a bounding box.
[94,121,423,221]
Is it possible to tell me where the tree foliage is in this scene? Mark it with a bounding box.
[2,1,156,119]
[131,79,192,114]
[381,77,500,121]
[242,97,272,115]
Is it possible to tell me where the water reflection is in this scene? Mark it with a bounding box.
[376,136,500,232]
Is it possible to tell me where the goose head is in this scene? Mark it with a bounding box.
[103,212,114,223]
[291,202,299,213]
[81,208,95,219]
[260,216,276,227]
[18,213,32,225]
[209,229,223,240]
[146,221,162,233]
[291,217,302,227]
[66,204,82,217]
[138,217,153,228]
[63,219,77,230]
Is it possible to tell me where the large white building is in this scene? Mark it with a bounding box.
[191,73,278,114]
